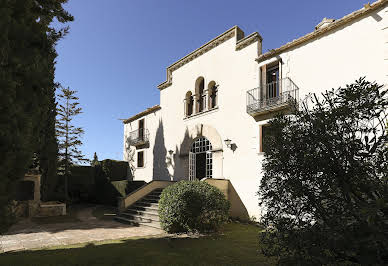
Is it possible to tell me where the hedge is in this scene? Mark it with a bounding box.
[100,159,128,181]
[67,160,141,205]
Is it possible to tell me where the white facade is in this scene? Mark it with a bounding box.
[123,1,388,219]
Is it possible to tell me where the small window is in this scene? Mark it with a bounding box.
[137,151,144,167]
[208,81,218,109]
[260,125,271,153]
[185,91,194,117]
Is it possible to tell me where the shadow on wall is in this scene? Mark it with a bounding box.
[151,120,194,182]
[153,120,170,181]
[172,127,194,181]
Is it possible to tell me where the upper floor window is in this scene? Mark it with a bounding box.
[185,91,194,116]
[184,77,219,118]
[195,77,205,113]
[266,65,279,99]
[208,81,218,109]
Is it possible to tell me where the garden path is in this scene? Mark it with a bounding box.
[0,205,164,253]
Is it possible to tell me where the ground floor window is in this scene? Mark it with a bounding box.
[137,151,144,167]
[260,124,270,153]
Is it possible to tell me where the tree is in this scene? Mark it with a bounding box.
[0,0,73,231]
[91,152,99,166]
[258,78,388,265]
[56,86,88,201]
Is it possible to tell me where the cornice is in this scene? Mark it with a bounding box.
[256,0,387,62]
[236,32,262,51]
[158,26,261,90]
[122,105,161,124]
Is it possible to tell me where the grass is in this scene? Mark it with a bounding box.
[0,222,276,266]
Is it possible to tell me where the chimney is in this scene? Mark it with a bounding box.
[315,17,335,30]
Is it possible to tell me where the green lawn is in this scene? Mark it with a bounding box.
[0,223,276,266]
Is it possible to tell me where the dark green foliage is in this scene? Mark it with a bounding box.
[39,82,59,202]
[69,161,139,205]
[0,0,73,232]
[15,181,35,201]
[159,180,230,233]
[111,180,146,197]
[94,162,126,206]
[56,86,88,200]
[68,165,96,203]
[258,78,388,265]
[100,159,128,181]
[91,152,99,166]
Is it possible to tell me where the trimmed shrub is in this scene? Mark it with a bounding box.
[68,165,96,203]
[158,180,230,233]
[100,159,128,181]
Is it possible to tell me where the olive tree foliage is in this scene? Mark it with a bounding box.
[0,0,73,231]
[258,78,388,265]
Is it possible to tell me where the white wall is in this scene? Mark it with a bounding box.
[123,4,387,220]
[159,35,264,218]
[272,6,387,102]
[123,109,161,183]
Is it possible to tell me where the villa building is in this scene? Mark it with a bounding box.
[122,1,387,220]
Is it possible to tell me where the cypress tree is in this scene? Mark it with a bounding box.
[0,0,73,231]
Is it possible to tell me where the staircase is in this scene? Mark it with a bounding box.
[114,188,163,229]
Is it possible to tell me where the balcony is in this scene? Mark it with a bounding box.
[127,128,149,146]
[246,77,299,116]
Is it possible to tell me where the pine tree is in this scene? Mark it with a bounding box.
[56,86,88,201]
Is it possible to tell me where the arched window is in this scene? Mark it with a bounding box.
[185,91,194,116]
[195,77,205,113]
[208,81,218,109]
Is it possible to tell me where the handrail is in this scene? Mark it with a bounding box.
[127,128,149,145]
[246,77,299,115]
[117,180,175,211]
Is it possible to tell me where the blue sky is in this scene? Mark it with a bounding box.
[54,0,369,162]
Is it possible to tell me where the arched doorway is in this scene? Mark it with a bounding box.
[189,137,212,180]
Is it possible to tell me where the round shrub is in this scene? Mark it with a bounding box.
[158,180,230,233]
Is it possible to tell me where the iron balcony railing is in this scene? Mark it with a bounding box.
[246,77,299,115]
[127,128,149,146]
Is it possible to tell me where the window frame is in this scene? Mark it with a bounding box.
[259,124,270,153]
[137,150,145,168]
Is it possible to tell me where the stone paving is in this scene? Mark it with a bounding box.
[0,205,165,253]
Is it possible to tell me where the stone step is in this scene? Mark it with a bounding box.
[125,208,159,217]
[148,191,162,197]
[144,195,161,200]
[130,204,159,212]
[120,213,159,223]
[115,216,161,229]
[134,202,159,209]
[139,198,159,204]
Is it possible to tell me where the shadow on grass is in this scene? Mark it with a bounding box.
[2,204,130,235]
[0,223,276,266]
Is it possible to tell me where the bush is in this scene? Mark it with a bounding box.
[258,78,388,265]
[158,180,230,233]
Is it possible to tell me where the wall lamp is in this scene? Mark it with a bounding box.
[224,138,232,149]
